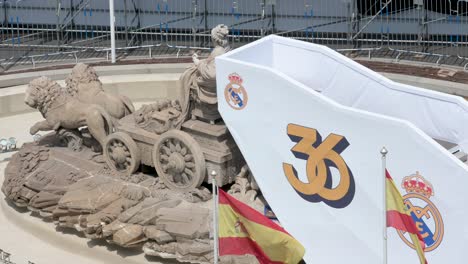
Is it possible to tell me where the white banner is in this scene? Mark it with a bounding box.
[216,36,468,264]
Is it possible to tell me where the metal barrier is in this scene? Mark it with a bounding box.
[0,0,467,71]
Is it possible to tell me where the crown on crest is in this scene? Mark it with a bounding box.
[228,73,243,84]
[402,171,433,198]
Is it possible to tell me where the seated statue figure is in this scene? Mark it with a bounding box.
[65,63,135,120]
[178,24,231,124]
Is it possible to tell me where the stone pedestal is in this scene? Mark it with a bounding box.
[182,120,242,186]
[190,101,221,123]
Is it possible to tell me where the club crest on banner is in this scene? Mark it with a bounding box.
[224,73,248,110]
[282,124,355,209]
[398,171,444,252]
[234,218,248,235]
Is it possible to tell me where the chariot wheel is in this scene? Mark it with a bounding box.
[153,130,206,192]
[104,132,141,175]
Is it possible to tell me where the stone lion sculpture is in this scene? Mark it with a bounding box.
[25,76,113,150]
[65,63,135,119]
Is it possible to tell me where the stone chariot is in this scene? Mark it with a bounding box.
[103,24,243,193]
[103,111,242,193]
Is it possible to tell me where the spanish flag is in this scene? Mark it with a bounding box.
[218,189,305,264]
[386,170,428,264]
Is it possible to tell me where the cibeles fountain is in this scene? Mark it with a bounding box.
[1,25,262,264]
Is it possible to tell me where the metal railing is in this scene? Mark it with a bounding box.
[0,0,467,72]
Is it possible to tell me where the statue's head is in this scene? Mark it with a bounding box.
[211,24,229,48]
[65,63,101,95]
[26,76,64,114]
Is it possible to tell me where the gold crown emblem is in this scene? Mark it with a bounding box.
[228,73,243,85]
[402,171,433,198]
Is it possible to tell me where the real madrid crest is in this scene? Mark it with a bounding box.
[224,73,248,110]
[234,218,248,235]
[398,171,444,252]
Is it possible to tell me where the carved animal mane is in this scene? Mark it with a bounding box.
[28,77,68,115]
[211,24,229,48]
[65,63,102,96]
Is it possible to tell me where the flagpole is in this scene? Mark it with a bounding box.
[381,147,388,264]
[211,170,219,264]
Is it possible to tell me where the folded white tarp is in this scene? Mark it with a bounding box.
[219,36,468,152]
[216,35,468,264]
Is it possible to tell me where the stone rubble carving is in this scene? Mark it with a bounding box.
[2,136,215,262]
[3,25,267,264]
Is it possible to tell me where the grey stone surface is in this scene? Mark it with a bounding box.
[0,73,182,118]
[381,72,468,98]
[0,63,190,88]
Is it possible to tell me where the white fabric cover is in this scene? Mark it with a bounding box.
[229,35,468,151]
[216,35,468,264]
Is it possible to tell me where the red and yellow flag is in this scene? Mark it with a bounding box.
[218,189,305,264]
[386,170,428,264]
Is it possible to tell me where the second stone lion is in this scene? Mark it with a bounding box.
[66,63,135,120]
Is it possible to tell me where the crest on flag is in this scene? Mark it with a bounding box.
[234,218,248,235]
[398,171,444,252]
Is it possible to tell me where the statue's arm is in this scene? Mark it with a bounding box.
[192,53,200,66]
[29,120,60,135]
